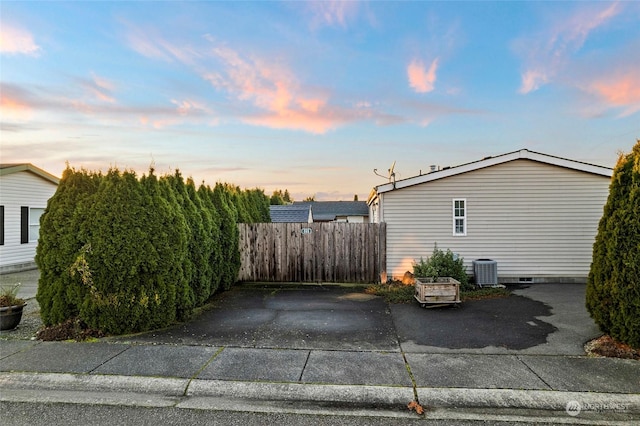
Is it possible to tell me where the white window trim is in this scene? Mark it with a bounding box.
[453,198,466,236]
[29,207,45,242]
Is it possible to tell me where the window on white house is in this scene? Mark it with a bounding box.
[453,199,466,236]
[29,208,45,242]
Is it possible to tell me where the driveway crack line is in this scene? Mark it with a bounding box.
[298,350,311,383]
[184,346,225,396]
[401,351,421,404]
[516,354,553,390]
[87,343,131,374]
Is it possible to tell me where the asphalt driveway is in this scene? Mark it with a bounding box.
[121,285,400,351]
[118,283,600,356]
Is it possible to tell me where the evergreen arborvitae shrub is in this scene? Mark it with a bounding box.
[211,183,241,290]
[36,167,102,326]
[153,172,193,320]
[77,169,188,334]
[184,177,217,302]
[586,140,640,348]
[413,244,471,290]
[198,184,223,295]
[248,188,271,222]
[163,171,214,307]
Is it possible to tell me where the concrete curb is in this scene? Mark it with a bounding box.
[187,378,415,406]
[0,372,188,397]
[418,387,640,413]
[2,372,639,416]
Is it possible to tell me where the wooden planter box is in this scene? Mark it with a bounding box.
[414,277,461,307]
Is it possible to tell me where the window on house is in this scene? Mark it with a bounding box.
[29,208,45,242]
[453,199,466,236]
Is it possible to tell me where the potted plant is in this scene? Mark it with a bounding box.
[0,283,27,331]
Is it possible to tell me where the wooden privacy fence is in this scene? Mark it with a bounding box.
[238,222,386,283]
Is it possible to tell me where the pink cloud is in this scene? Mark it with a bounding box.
[585,72,640,117]
[80,73,116,103]
[0,83,36,120]
[516,2,622,94]
[0,24,40,55]
[204,44,355,133]
[407,58,439,93]
[0,93,32,120]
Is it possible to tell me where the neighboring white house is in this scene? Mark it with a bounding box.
[367,149,613,283]
[0,164,59,273]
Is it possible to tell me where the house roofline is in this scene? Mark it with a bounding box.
[0,163,60,185]
[375,149,613,194]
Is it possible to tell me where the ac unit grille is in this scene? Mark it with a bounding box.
[473,259,498,287]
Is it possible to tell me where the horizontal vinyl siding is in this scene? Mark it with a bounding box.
[0,171,58,268]
[383,159,610,280]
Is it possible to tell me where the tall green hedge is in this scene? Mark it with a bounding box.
[36,166,270,335]
[586,140,640,348]
[36,167,101,325]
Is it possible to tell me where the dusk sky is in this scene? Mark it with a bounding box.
[1,1,639,201]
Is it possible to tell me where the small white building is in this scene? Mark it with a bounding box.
[0,164,59,273]
[368,149,613,283]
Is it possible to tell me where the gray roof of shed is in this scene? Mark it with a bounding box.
[269,204,311,223]
[293,201,369,221]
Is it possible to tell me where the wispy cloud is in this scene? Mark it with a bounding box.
[203,43,363,133]
[306,0,360,29]
[0,83,34,120]
[515,2,621,94]
[0,80,214,132]
[123,22,201,65]
[77,73,117,103]
[0,23,40,55]
[142,99,215,129]
[407,58,439,93]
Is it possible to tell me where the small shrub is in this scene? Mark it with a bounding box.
[413,244,471,290]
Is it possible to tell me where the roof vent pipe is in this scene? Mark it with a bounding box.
[430,165,438,172]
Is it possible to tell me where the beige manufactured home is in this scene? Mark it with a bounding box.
[367,149,613,283]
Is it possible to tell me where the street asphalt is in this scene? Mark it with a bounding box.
[1,270,639,423]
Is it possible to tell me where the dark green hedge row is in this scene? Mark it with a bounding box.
[35,167,270,335]
[586,140,640,348]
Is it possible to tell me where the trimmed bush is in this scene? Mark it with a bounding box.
[586,140,640,348]
[413,244,471,290]
[36,167,102,326]
[77,169,188,334]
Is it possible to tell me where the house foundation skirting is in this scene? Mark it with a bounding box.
[0,262,37,275]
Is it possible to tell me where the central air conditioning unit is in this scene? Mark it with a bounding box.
[473,259,498,287]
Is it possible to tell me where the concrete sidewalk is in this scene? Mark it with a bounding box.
[1,270,639,422]
[1,339,639,422]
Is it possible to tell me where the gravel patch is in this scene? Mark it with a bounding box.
[0,298,43,341]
